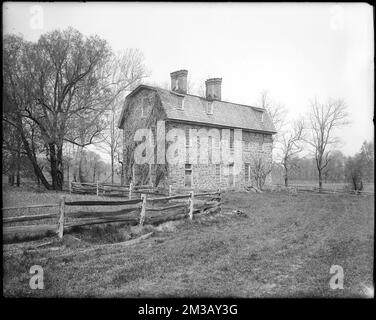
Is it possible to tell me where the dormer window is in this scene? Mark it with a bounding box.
[255,110,263,122]
[174,79,179,91]
[206,101,213,115]
[177,97,184,110]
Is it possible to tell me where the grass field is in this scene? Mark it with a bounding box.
[2,186,374,298]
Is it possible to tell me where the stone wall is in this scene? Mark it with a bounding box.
[120,88,274,190]
[165,122,273,190]
[122,88,165,185]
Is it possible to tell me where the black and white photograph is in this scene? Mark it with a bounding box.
[2,2,374,303]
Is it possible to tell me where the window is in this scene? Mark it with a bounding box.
[208,136,212,163]
[258,135,264,151]
[255,110,263,122]
[215,164,221,178]
[206,101,213,114]
[197,136,200,163]
[174,78,179,91]
[141,97,148,118]
[177,97,184,110]
[185,164,192,188]
[245,163,250,183]
[185,128,190,147]
[228,163,234,187]
[229,129,234,150]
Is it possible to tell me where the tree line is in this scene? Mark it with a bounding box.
[259,91,373,191]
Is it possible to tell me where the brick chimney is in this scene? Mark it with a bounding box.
[170,70,188,94]
[205,78,222,100]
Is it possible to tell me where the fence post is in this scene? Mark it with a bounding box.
[58,196,65,240]
[69,180,72,194]
[217,188,222,214]
[149,163,152,187]
[129,181,133,199]
[188,191,194,220]
[139,194,146,226]
[96,180,99,196]
[169,185,172,196]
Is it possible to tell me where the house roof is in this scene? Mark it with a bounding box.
[118,84,277,134]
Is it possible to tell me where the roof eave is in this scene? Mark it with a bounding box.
[165,118,277,135]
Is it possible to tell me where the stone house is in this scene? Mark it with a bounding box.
[118,70,276,190]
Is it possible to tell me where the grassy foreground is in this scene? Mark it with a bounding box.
[2,188,374,297]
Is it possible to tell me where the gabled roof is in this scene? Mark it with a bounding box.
[118,84,276,134]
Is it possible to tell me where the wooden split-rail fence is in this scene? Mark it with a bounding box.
[274,184,374,196]
[2,189,222,242]
[69,181,167,198]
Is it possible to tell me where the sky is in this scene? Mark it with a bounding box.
[3,2,374,159]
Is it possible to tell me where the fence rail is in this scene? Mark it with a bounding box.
[273,184,374,196]
[3,188,222,242]
[3,213,57,224]
[2,200,65,239]
[65,199,142,206]
[70,181,158,198]
[2,204,59,211]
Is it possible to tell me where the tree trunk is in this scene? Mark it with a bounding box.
[283,163,288,187]
[111,151,114,185]
[318,169,323,192]
[110,112,115,185]
[16,170,20,187]
[19,125,52,190]
[16,143,21,187]
[49,143,64,190]
[57,144,64,189]
[67,163,70,185]
[8,174,15,186]
[78,146,85,183]
[120,162,124,186]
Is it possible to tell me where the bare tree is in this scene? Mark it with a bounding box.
[258,90,286,142]
[98,50,148,184]
[322,150,345,183]
[359,140,374,182]
[306,98,349,191]
[249,154,273,190]
[280,119,305,187]
[345,140,374,192]
[256,90,288,187]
